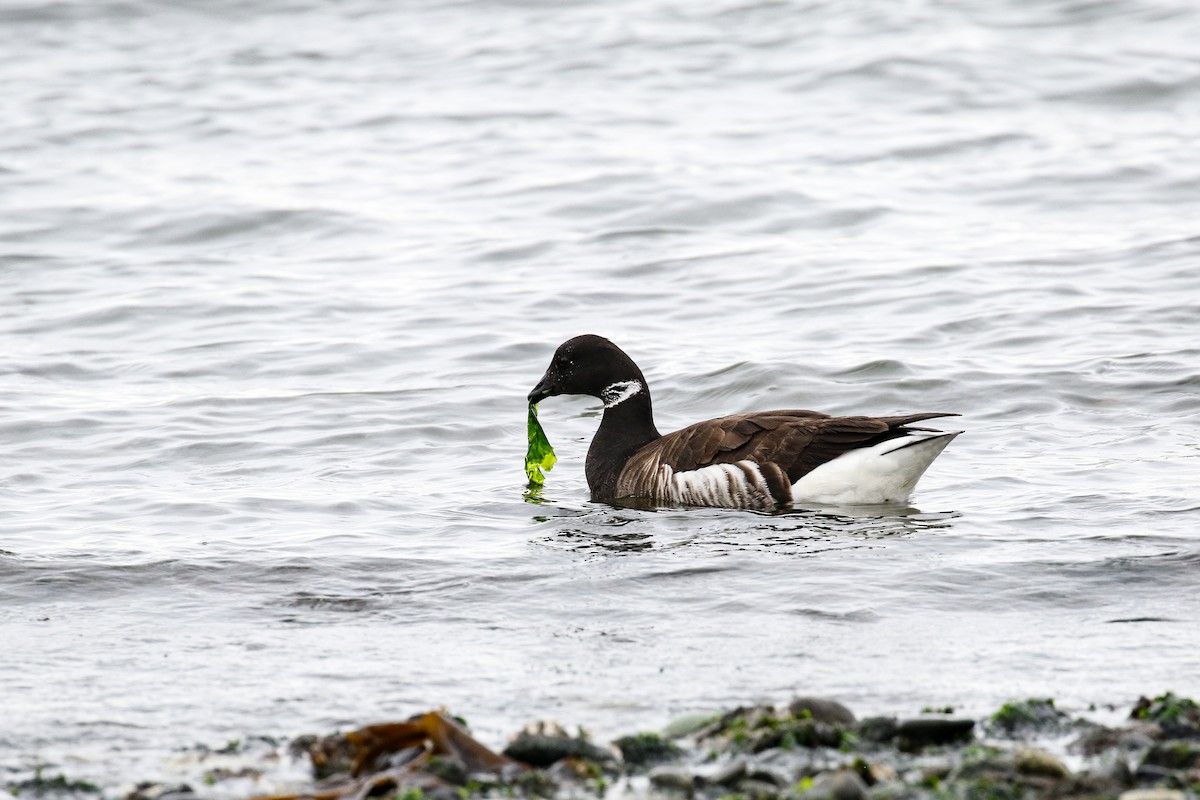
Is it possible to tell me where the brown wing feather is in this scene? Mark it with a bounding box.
[626,410,958,486]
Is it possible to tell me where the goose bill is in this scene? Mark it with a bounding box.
[527,373,557,404]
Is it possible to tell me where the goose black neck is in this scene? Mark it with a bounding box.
[586,389,661,500]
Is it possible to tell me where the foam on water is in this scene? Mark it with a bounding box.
[3,0,1200,790]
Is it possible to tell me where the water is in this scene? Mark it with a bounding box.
[3,0,1200,791]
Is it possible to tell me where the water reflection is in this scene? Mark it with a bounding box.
[546,529,656,553]
[534,503,959,555]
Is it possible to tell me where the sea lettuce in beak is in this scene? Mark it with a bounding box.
[525,403,556,487]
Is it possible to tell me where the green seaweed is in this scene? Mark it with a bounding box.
[9,769,101,795]
[613,732,683,767]
[525,404,557,487]
[1133,691,1200,724]
[990,698,1062,734]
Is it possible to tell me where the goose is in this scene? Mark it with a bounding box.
[527,334,960,511]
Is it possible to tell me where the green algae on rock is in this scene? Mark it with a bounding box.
[503,725,613,768]
[990,698,1068,736]
[1131,692,1200,738]
[525,404,556,487]
[613,732,683,767]
[116,692,1200,800]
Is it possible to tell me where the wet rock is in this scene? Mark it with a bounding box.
[788,698,857,726]
[855,716,899,744]
[542,759,603,793]
[919,760,955,784]
[865,780,920,800]
[613,732,682,767]
[201,766,262,784]
[423,754,469,786]
[756,720,844,752]
[747,766,790,788]
[1142,740,1200,770]
[108,696,1200,800]
[502,731,613,768]
[649,766,698,794]
[801,770,869,800]
[945,777,1026,800]
[737,777,785,800]
[711,758,748,787]
[988,698,1069,737]
[707,705,763,734]
[701,705,848,754]
[1118,790,1188,800]
[1060,772,1127,800]
[1085,750,1134,789]
[296,732,356,779]
[1133,762,1180,786]
[360,771,460,800]
[755,745,823,777]
[1130,693,1200,739]
[143,791,197,800]
[864,763,898,785]
[844,756,896,787]
[507,770,552,796]
[1071,724,1158,757]
[1012,747,1070,779]
[407,782,463,800]
[1122,727,1161,751]
[894,718,974,751]
[663,712,718,740]
[948,750,1013,784]
[125,784,197,800]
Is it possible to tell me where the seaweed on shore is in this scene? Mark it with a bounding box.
[6,769,101,797]
[101,692,1200,800]
[1133,692,1200,739]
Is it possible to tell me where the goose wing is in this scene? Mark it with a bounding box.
[622,410,958,487]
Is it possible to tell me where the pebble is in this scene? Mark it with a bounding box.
[894,718,975,750]
[1013,748,1071,779]
[746,766,789,788]
[1118,790,1188,800]
[613,732,682,767]
[662,712,718,740]
[789,697,857,726]
[989,699,1068,736]
[649,767,697,794]
[866,780,918,800]
[865,762,899,783]
[856,716,899,743]
[502,732,613,768]
[711,758,748,787]
[1142,740,1200,770]
[738,778,785,800]
[804,770,870,800]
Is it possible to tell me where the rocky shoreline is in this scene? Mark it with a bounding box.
[8,693,1199,800]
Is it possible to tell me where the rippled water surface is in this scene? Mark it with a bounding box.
[3,0,1200,791]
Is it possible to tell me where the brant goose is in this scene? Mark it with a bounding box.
[527,335,960,510]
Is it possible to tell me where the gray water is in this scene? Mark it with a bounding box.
[3,0,1200,792]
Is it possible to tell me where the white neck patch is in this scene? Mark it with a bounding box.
[601,380,643,409]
